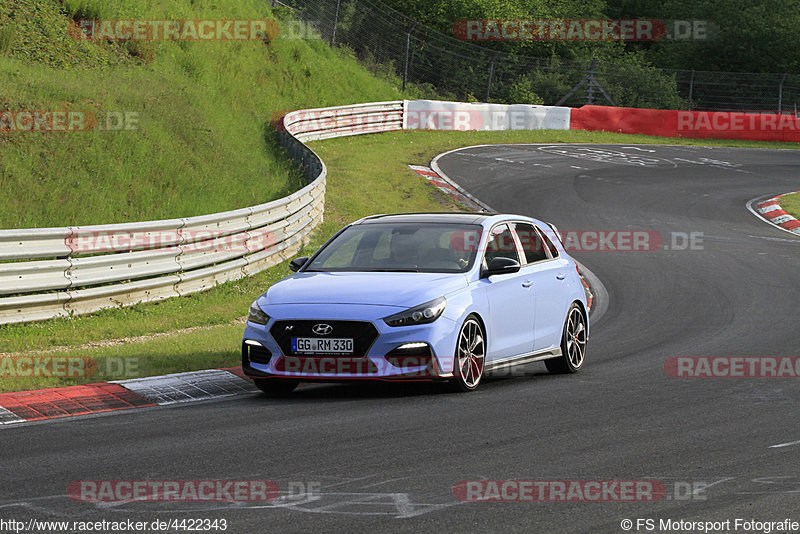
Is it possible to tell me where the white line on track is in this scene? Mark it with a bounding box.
[622,146,656,152]
[769,439,800,449]
[695,477,735,493]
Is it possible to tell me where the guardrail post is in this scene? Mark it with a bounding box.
[586,58,598,105]
[688,70,695,111]
[486,52,500,102]
[779,73,788,113]
[331,0,341,46]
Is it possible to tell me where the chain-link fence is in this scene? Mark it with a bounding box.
[276,0,800,113]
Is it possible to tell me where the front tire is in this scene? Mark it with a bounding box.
[254,378,299,397]
[545,303,587,374]
[449,315,486,392]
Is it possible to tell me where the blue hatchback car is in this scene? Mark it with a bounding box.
[242,212,588,394]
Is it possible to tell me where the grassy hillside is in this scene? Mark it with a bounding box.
[0,0,406,228]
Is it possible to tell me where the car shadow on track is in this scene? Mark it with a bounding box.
[243,364,556,401]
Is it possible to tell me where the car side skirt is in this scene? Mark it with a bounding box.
[484,347,562,373]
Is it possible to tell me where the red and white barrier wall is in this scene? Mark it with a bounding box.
[404,100,571,131]
[570,106,800,142]
[405,99,800,143]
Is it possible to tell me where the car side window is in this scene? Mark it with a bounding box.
[484,224,521,265]
[513,223,549,264]
[538,227,560,258]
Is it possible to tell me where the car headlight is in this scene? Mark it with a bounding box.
[383,297,446,327]
[247,300,271,325]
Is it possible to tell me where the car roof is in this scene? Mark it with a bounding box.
[353,212,549,229]
[354,212,494,225]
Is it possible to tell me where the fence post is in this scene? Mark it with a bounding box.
[486,52,500,102]
[778,73,787,113]
[586,58,598,105]
[688,70,695,111]
[402,23,418,91]
[556,58,613,107]
[330,0,341,46]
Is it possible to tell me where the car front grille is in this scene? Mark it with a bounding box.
[269,320,379,357]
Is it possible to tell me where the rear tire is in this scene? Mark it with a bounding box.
[448,315,486,392]
[255,378,299,397]
[545,303,587,374]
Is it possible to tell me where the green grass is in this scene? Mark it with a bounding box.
[0,323,244,392]
[0,0,407,228]
[780,192,800,219]
[2,128,800,392]
[0,23,15,56]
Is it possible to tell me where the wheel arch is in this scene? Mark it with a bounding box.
[446,310,489,373]
[466,311,489,349]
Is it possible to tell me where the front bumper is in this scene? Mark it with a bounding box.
[241,304,458,381]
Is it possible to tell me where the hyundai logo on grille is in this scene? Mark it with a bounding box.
[312,323,333,336]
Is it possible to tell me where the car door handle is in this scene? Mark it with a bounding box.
[556,274,566,280]
[522,280,533,288]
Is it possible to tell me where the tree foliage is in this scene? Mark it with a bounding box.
[390,0,800,74]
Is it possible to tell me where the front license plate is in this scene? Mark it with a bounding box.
[291,337,354,354]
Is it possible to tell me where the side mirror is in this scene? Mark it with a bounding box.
[482,256,521,278]
[289,256,310,272]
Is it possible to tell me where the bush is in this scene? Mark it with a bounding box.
[505,77,544,105]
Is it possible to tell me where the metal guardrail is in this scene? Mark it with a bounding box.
[0,100,404,325]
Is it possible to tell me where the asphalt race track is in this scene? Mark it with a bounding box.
[2,144,800,533]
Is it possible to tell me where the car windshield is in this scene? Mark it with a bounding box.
[304,222,483,273]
